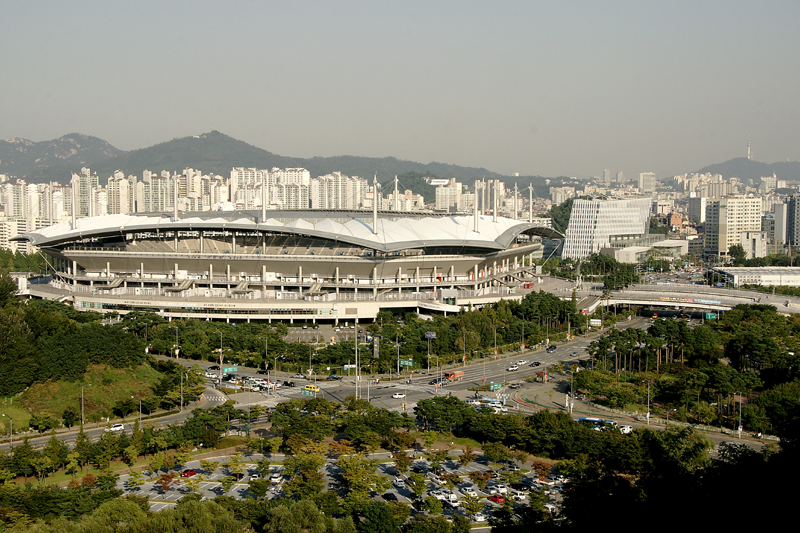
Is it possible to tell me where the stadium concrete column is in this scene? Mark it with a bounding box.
[262,265,266,286]
[72,260,77,288]
[335,267,340,296]
[174,263,178,280]
[209,264,213,285]
[106,262,110,277]
[226,265,231,285]
[416,266,420,291]
[298,266,303,292]
[232,234,236,253]
[449,265,454,282]
[474,264,479,291]
[200,232,204,253]
[140,262,144,280]
[373,267,378,296]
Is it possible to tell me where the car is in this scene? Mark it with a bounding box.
[488,494,506,503]
[250,472,260,480]
[106,423,125,433]
[516,360,527,366]
[393,478,405,488]
[205,371,218,378]
[270,473,284,483]
[529,361,542,367]
[462,487,478,497]
[508,382,521,389]
[382,492,398,501]
[490,483,509,494]
[506,365,519,372]
[327,375,343,380]
[181,469,197,477]
[620,424,633,434]
[473,513,487,523]
[283,380,296,387]
[412,465,427,474]
[570,351,579,357]
[291,373,305,379]
[392,392,406,399]
[546,345,557,353]
[302,325,308,329]
[256,369,269,375]
[208,365,220,370]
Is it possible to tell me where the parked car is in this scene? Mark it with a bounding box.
[181,469,197,477]
[462,487,478,497]
[382,492,398,501]
[488,494,506,503]
[473,513,487,523]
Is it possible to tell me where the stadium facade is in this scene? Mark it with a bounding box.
[16,209,560,323]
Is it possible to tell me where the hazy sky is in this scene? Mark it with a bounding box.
[2,0,798,180]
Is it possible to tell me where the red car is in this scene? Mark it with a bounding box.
[489,494,505,504]
[181,469,197,477]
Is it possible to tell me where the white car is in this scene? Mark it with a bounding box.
[462,487,478,497]
[106,423,124,432]
[473,513,487,523]
[506,365,519,372]
[392,392,406,399]
[516,360,527,366]
[205,371,218,379]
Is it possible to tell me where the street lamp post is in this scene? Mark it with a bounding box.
[169,325,179,359]
[2,414,12,447]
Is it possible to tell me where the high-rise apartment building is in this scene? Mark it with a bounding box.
[638,172,657,193]
[704,197,762,256]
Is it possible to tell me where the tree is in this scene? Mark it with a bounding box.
[407,472,428,499]
[357,501,404,533]
[423,495,443,515]
[127,469,145,491]
[404,515,452,533]
[457,445,477,469]
[728,244,747,265]
[155,472,179,494]
[393,450,413,475]
[482,442,511,465]
[62,406,79,429]
[461,493,484,517]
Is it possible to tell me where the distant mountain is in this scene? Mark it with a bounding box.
[16,130,505,185]
[697,157,800,182]
[0,133,123,179]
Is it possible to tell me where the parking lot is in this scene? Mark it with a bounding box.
[118,452,565,519]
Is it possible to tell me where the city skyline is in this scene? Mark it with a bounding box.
[2,1,799,182]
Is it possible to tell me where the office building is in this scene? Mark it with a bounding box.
[704,197,762,256]
[562,197,653,259]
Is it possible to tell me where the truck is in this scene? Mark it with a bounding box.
[443,371,465,381]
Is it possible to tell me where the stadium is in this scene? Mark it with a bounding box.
[16,209,560,323]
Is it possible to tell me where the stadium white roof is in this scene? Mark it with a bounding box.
[18,211,562,252]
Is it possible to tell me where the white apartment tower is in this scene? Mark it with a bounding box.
[704,197,762,256]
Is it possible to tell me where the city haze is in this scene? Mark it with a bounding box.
[1,0,799,180]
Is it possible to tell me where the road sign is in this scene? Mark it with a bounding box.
[489,382,502,391]
[400,359,413,366]
[223,366,238,373]
[705,312,717,319]
[301,389,315,396]
[425,332,437,340]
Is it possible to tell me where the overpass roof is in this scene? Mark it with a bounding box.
[17,211,563,253]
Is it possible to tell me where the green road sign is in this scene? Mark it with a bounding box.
[705,313,717,319]
[301,389,315,396]
[489,383,502,391]
[223,366,238,373]
[400,359,413,366]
